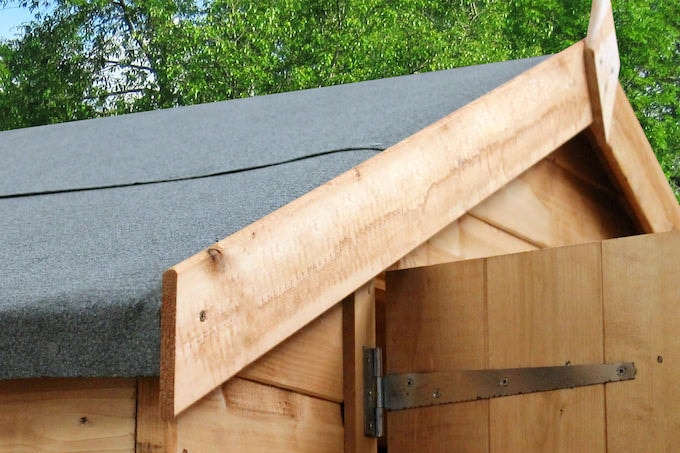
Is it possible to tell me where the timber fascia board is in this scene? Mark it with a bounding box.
[160,41,594,418]
[588,84,680,232]
[583,1,680,232]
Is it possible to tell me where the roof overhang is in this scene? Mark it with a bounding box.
[160,0,680,417]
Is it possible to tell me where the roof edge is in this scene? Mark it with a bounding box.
[160,41,593,418]
[588,84,680,232]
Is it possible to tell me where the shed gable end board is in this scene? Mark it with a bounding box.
[161,41,597,417]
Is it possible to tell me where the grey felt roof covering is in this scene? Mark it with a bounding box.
[1,55,546,379]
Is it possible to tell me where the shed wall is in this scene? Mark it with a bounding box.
[0,130,643,452]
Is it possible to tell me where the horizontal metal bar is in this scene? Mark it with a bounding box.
[384,362,636,411]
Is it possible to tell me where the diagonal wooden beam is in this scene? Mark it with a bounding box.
[584,1,679,233]
[160,41,592,418]
[590,84,680,233]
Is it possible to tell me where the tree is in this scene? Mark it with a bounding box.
[0,0,677,196]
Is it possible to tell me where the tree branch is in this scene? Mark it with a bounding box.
[83,87,146,100]
[103,59,153,71]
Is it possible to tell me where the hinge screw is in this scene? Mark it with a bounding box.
[432,388,441,399]
[500,377,510,387]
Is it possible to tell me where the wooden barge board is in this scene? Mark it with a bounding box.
[161,40,594,417]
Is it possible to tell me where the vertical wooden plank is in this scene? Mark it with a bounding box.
[603,231,680,451]
[0,378,136,453]
[585,0,620,141]
[176,378,343,452]
[343,281,377,453]
[136,378,176,453]
[486,244,606,452]
[385,260,488,453]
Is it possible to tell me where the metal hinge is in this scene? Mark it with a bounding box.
[363,346,384,437]
[363,347,636,438]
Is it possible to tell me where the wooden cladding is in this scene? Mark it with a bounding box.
[160,41,593,417]
[385,231,680,452]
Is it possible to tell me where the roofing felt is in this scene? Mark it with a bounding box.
[1,55,546,379]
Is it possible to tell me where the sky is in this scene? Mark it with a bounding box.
[0,2,35,40]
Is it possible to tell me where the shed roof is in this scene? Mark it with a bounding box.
[157,36,680,416]
[0,56,545,380]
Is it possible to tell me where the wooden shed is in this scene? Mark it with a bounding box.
[1,1,679,451]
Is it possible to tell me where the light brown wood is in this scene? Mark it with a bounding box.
[486,244,606,451]
[591,84,680,233]
[161,41,592,416]
[385,260,488,452]
[602,231,680,451]
[343,281,378,453]
[470,158,636,248]
[239,302,343,402]
[393,134,639,270]
[0,378,136,453]
[136,378,176,453]
[175,377,344,452]
[385,232,680,450]
[390,214,537,270]
[585,0,620,141]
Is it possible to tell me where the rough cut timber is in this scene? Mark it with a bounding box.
[585,0,620,141]
[590,84,680,233]
[385,231,680,452]
[160,41,593,417]
[2,1,680,450]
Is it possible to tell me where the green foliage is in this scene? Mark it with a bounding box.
[614,1,680,197]
[0,0,677,197]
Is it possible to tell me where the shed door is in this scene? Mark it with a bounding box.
[385,231,680,452]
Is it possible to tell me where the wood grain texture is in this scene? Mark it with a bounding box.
[390,214,537,270]
[161,41,593,416]
[585,0,619,141]
[239,302,343,402]
[591,84,680,233]
[343,282,377,453]
[136,378,176,453]
[176,377,344,453]
[486,244,606,452]
[602,231,680,451]
[385,260,488,452]
[393,133,639,270]
[470,158,636,248]
[385,233,679,450]
[0,378,136,453]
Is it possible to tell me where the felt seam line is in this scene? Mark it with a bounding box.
[0,146,384,200]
